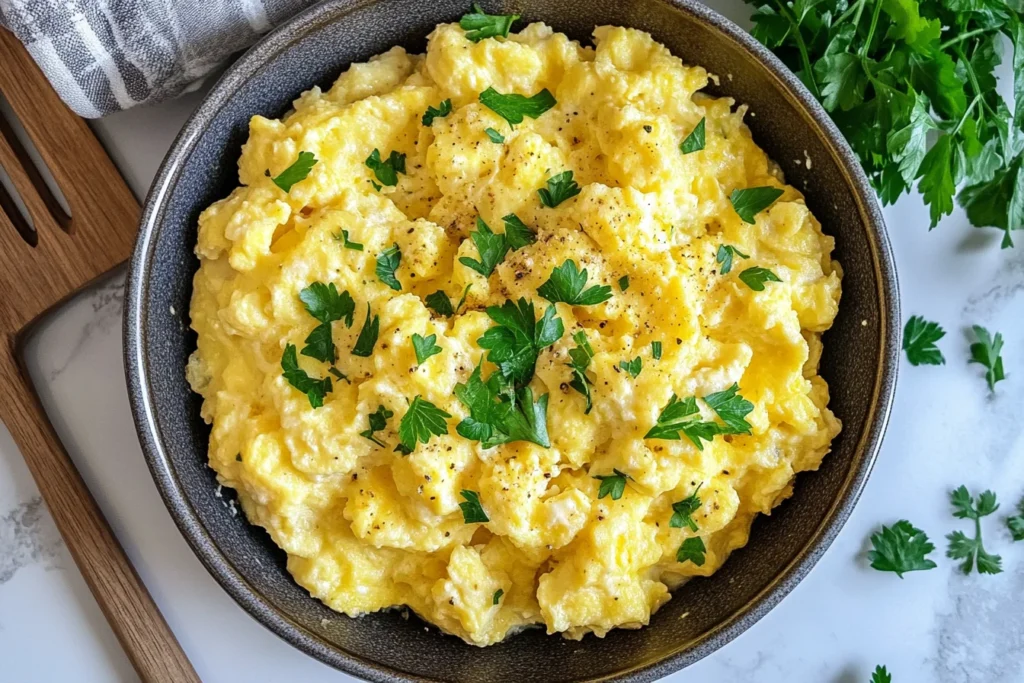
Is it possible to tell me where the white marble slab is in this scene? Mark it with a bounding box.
[1,1,1022,680]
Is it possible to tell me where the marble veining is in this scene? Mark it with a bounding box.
[0,496,63,584]
[46,273,126,382]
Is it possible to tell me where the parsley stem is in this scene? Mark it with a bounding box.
[956,45,997,120]
[835,0,866,27]
[939,27,991,51]
[860,0,884,58]
[950,95,981,137]
[772,0,819,98]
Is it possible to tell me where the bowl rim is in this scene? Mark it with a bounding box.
[124,0,900,680]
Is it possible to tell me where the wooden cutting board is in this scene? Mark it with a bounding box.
[0,27,198,683]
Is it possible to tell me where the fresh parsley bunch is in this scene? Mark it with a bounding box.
[745,0,1024,247]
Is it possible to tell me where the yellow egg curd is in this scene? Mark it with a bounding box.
[187,17,842,646]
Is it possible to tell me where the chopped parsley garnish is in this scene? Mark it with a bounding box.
[537,170,581,208]
[567,330,595,414]
[946,486,1002,575]
[455,364,551,448]
[492,588,503,605]
[969,325,1006,392]
[422,99,452,126]
[651,341,662,360]
[903,316,946,366]
[425,284,471,318]
[871,665,892,683]
[538,259,612,306]
[679,117,706,154]
[502,213,536,250]
[375,244,402,291]
[670,484,702,532]
[618,275,630,291]
[677,536,706,566]
[619,357,642,378]
[412,333,442,364]
[365,148,406,189]
[298,282,355,362]
[867,520,937,578]
[477,298,564,388]
[715,244,749,275]
[333,229,363,251]
[459,490,489,523]
[270,151,317,192]
[729,186,784,224]
[360,405,394,447]
[351,304,380,357]
[459,216,510,277]
[479,87,556,127]
[645,384,754,450]
[459,3,519,42]
[738,266,782,291]
[328,367,349,383]
[485,127,505,143]
[1007,496,1024,542]
[594,469,630,500]
[397,396,451,454]
[281,344,332,408]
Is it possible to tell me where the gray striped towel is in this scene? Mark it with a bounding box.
[0,0,320,118]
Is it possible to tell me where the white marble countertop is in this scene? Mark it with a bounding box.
[2,2,1023,681]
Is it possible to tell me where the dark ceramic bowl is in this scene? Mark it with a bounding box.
[124,0,899,680]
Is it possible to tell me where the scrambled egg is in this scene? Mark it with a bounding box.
[187,20,842,646]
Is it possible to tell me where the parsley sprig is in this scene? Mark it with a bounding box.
[281,344,332,408]
[477,298,564,388]
[425,284,472,318]
[670,484,703,532]
[567,330,595,413]
[619,357,642,378]
[946,486,1003,575]
[298,282,355,363]
[270,151,317,192]
[412,333,442,364]
[479,87,556,127]
[730,186,783,223]
[677,537,706,566]
[903,316,946,366]
[745,0,1024,245]
[460,217,510,277]
[871,666,892,683]
[396,396,451,454]
[716,245,749,275]
[455,364,551,448]
[365,148,406,189]
[538,259,612,306]
[680,117,706,154]
[459,490,489,523]
[738,266,782,291]
[867,520,937,578]
[376,244,402,291]
[969,325,1006,392]
[459,3,519,42]
[422,99,452,126]
[538,170,581,208]
[646,384,754,450]
[351,304,380,357]
[594,469,630,500]
[360,405,394,447]
[1007,496,1024,542]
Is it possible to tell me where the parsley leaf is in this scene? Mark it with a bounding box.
[301,323,336,364]
[903,316,946,366]
[502,213,536,250]
[459,216,510,277]
[594,469,630,500]
[619,357,642,378]
[538,259,612,306]
[459,490,489,523]
[618,275,630,291]
[703,383,754,434]
[680,117,706,154]
[459,3,519,42]
[422,99,452,126]
[375,244,402,291]
[334,229,363,251]
[969,325,1006,392]
[351,304,380,357]
[360,405,394,447]
[281,344,332,408]
[738,266,782,291]
[455,364,551,447]
[670,484,702,531]
[1007,496,1024,542]
[492,588,503,604]
[646,385,754,449]
[677,537,706,566]
[729,186,784,223]
[477,298,564,388]
[871,665,892,683]
[479,87,556,126]
[397,396,451,454]
[425,284,471,318]
[298,283,355,362]
[412,333,442,364]
[651,341,662,360]
[567,330,595,414]
[485,127,505,143]
[946,486,1003,575]
[328,367,349,383]
[716,244,749,275]
[365,148,406,188]
[867,520,937,578]
[271,151,317,192]
[537,170,581,208]
[916,134,955,227]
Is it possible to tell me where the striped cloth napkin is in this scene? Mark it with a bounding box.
[0,0,319,118]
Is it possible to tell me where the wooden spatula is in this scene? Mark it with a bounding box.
[0,28,198,683]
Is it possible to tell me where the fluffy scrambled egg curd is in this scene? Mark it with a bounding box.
[187,12,842,647]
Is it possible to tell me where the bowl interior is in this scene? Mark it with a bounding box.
[127,0,896,680]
